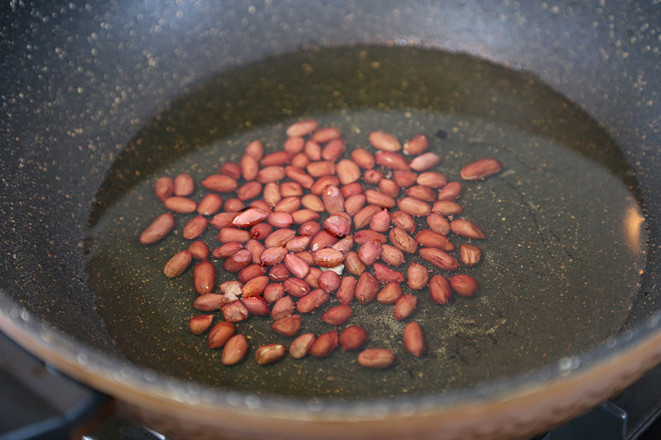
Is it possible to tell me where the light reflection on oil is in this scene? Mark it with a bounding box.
[624,205,645,256]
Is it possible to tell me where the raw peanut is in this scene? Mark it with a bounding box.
[318,271,341,293]
[237,263,267,283]
[173,172,194,196]
[345,194,367,216]
[193,293,225,312]
[255,344,286,366]
[267,212,294,228]
[219,281,243,300]
[296,251,315,265]
[415,229,454,251]
[354,204,381,230]
[217,227,251,243]
[322,185,345,214]
[263,182,282,207]
[201,174,238,192]
[299,221,322,236]
[245,139,264,160]
[355,272,379,305]
[284,278,311,298]
[269,264,290,282]
[263,283,285,304]
[336,276,357,305]
[284,136,306,154]
[344,251,366,276]
[365,189,396,209]
[310,230,339,251]
[403,321,425,358]
[351,148,375,169]
[241,296,270,316]
[322,138,345,161]
[271,296,295,320]
[358,240,382,265]
[450,274,479,297]
[251,198,271,211]
[301,194,325,212]
[369,130,401,151]
[223,249,252,272]
[285,166,314,189]
[140,213,175,245]
[313,248,344,268]
[375,151,410,170]
[336,159,361,185]
[406,185,437,202]
[189,315,213,334]
[407,262,429,290]
[257,166,286,184]
[419,247,460,271]
[240,153,259,181]
[224,198,245,212]
[363,169,384,185]
[322,305,352,325]
[297,289,330,313]
[212,242,243,259]
[357,348,395,368]
[305,267,322,288]
[272,315,302,337]
[450,218,486,239]
[232,208,268,228]
[403,134,428,155]
[410,152,441,171]
[286,235,311,252]
[340,326,367,351]
[284,253,310,279]
[394,295,417,320]
[182,215,208,240]
[260,151,289,166]
[380,244,405,267]
[287,119,318,137]
[154,176,174,201]
[460,158,503,180]
[417,171,447,189]
[304,140,322,161]
[377,282,402,304]
[210,212,236,229]
[289,333,316,359]
[197,193,223,216]
[324,214,352,237]
[354,230,387,245]
[241,275,269,297]
[332,235,355,253]
[220,162,242,180]
[369,209,390,232]
[237,181,262,201]
[292,209,321,224]
[307,161,336,177]
[164,196,197,213]
[309,330,339,358]
[460,243,482,267]
[291,152,310,168]
[221,334,249,366]
[397,197,431,217]
[208,321,235,349]
[389,227,418,253]
[221,300,249,323]
[312,126,342,143]
[427,213,451,235]
[379,179,400,198]
[193,260,215,294]
[390,211,416,234]
[393,170,418,188]
[432,200,463,216]
[341,182,364,198]
[437,181,462,201]
[373,263,405,283]
[264,228,296,248]
[311,175,341,195]
[429,275,452,304]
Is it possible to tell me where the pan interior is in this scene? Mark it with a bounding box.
[85,46,647,399]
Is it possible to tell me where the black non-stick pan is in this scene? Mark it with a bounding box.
[1,1,660,439]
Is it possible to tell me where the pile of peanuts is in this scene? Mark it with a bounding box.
[139,120,502,368]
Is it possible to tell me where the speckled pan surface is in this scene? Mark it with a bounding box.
[0,1,659,439]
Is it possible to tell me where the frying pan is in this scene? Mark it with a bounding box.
[0,1,659,439]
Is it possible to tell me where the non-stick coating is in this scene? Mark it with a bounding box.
[0,0,659,418]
